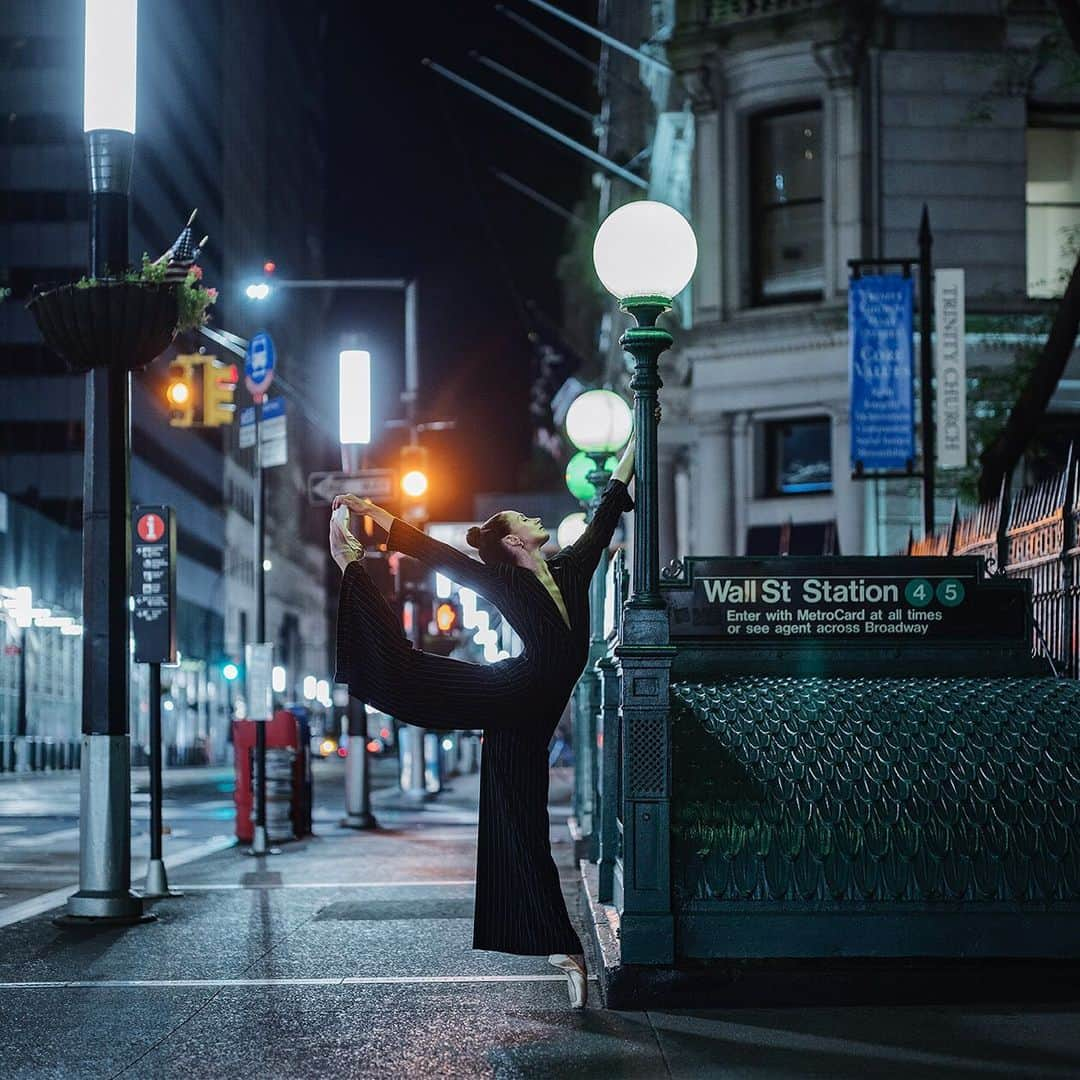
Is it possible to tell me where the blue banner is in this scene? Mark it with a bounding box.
[849,275,915,472]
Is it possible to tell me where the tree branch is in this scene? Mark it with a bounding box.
[977,250,1080,501]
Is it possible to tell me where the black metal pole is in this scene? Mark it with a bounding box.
[61,128,144,923]
[342,696,376,829]
[919,205,935,537]
[142,660,177,897]
[149,662,162,862]
[252,398,269,853]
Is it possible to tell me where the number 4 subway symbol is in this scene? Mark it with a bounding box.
[905,578,965,608]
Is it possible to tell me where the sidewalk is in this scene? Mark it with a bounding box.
[0,767,1078,1078]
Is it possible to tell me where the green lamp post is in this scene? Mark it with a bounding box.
[591,200,696,962]
[564,451,617,506]
[564,388,632,857]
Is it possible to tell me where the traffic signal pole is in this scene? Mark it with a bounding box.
[250,397,271,855]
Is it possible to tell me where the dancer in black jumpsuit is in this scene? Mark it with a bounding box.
[330,432,636,1008]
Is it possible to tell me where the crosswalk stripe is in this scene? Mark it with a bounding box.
[0,974,593,989]
[177,879,475,890]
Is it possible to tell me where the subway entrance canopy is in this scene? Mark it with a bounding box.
[586,554,1080,1005]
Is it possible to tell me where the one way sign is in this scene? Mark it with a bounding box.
[307,469,396,506]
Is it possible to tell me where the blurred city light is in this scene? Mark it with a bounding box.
[271,666,286,693]
[245,282,271,301]
[303,675,317,700]
[339,349,372,445]
[435,572,452,599]
[401,469,428,498]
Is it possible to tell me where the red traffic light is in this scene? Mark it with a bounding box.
[263,261,276,274]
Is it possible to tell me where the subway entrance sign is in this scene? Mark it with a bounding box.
[665,556,1031,649]
[131,505,177,664]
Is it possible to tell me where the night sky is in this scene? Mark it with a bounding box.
[322,1,598,520]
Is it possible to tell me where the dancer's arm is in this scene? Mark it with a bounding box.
[557,433,636,578]
[334,495,509,603]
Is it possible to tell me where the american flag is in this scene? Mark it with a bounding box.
[156,209,206,284]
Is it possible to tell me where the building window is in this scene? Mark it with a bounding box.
[1027,114,1080,299]
[750,103,824,304]
[764,418,832,496]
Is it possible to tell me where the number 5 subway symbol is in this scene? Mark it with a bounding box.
[905,578,965,608]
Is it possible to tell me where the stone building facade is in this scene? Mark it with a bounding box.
[587,0,1080,561]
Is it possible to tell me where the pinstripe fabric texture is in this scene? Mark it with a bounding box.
[335,480,633,955]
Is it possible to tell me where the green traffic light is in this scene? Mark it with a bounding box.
[222,662,240,682]
[565,451,617,502]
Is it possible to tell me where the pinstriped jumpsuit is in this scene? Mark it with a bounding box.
[334,480,633,955]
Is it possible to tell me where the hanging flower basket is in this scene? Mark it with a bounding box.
[27,280,179,375]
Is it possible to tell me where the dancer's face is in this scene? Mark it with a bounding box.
[501,511,549,553]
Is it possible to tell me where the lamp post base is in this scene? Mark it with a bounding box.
[244,825,281,857]
[55,890,154,927]
[142,858,182,899]
[340,811,378,830]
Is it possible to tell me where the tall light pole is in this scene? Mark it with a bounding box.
[338,348,377,829]
[63,0,146,923]
[564,389,631,858]
[243,277,438,801]
[591,200,696,962]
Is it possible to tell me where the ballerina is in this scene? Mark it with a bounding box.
[330,430,637,1009]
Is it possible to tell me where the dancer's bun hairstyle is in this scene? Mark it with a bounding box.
[467,514,515,566]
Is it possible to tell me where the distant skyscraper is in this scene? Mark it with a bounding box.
[0,0,332,764]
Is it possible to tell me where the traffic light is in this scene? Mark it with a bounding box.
[435,601,458,635]
[399,444,429,526]
[166,356,201,427]
[203,358,238,427]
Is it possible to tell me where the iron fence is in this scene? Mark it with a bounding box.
[905,449,1080,676]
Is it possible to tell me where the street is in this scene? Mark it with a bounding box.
[0,756,409,924]
[0,758,1077,1079]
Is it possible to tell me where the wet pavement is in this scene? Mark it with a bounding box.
[0,760,1078,1077]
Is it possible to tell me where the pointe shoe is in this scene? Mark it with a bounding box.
[548,953,587,1009]
[329,506,364,572]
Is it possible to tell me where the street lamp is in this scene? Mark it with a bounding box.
[590,200,695,957]
[592,200,696,606]
[565,451,617,503]
[565,389,632,456]
[562,387,630,858]
[565,387,632,510]
[557,512,587,548]
[60,0,147,925]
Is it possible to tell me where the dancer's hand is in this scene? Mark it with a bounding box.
[333,493,376,516]
[333,493,394,533]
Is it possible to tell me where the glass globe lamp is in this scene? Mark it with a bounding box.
[565,451,617,503]
[565,389,632,454]
[556,512,587,549]
[592,200,697,303]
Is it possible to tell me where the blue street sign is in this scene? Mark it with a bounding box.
[240,397,285,427]
[245,331,276,397]
[849,275,915,473]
